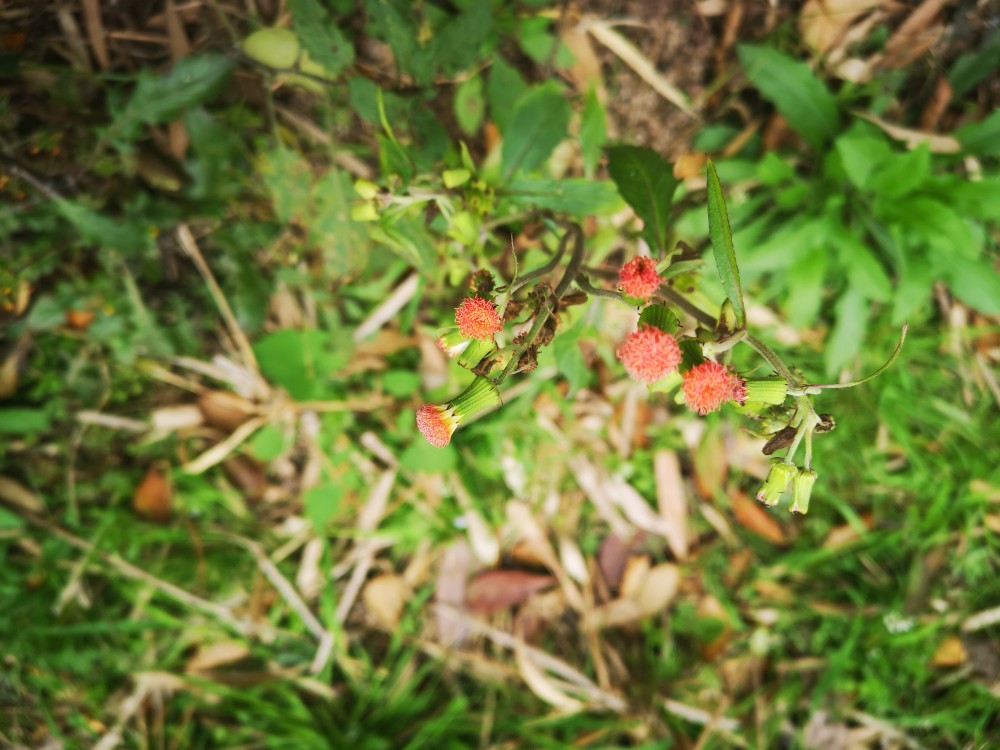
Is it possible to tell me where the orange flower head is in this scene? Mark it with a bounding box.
[455,296,503,340]
[616,325,681,384]
[682,361,745,415]
[619,257,662,300]
[416,403,458,447]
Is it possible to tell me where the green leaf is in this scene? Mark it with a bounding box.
[579,87,606,179]
[501,82,570,179]
[304,483,343,530]
[288,0,354,78]
[367,0,435,85]
[824,287,867,376]
[607,145,678,255]
[454,73,485,136]
[257,147,312,224]
[705,159,746,330]
[432,0,492,75]
[837,230,891,302]
[500,177,623,215]
[867,144,930,199]
[253,329,352,401]
[487,57,528,134]
[784,245,826,326]
[249,423,286,461]
[949,28,1000,97]
[383,370,422,398]
[113,54,234,141]
[945,256,1000,315]
[738,44,839,150]
[834,129,892,189]
[54,199,149,254]
[0,408,50,434]
[955,109,1000,155]
[553,320,589,396]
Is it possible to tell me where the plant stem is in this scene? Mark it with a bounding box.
[743,333,802,387]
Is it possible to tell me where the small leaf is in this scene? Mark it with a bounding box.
[948,28,1000,97]
[705,159,747,329]
[465,570,555,614]
[0,408,49,434]
[607,145,678,255]
[487,57,528,134]
[304,483,343,530]
[738,44,839,150]
[730,489,786,545]
[454,73,485,136]
[501,82,570,179]
[955,109,1000,156]
[133,466,172,523]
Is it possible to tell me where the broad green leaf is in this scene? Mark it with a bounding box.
[738,44,839,150]
[705,159,746,330]
[945,256,1000,315]
[840,236,891,302]
[950,177,1000,221]
[0,408,50,434]
[487,57,528,134]
[579,87,606,179]
[454,73,485,136]
[500,177,622,215]
[834,130,892,188]
[955,109,1000,155]
[249,423,286,460]
[784,245,826,326]
[113,54,234,141]
[949,28,1000,97]
[366,0,435,85]
[253,329,352,401]
[553,320,589,396]
[288,0,354,78]
[501,82,570,179]
[607,145,678,255]
[257,147,312,224]
[867,144,930,199]
[304,483,344,530]
[892,256,933,324]
[432,0,492,75]
[824,287,868,376]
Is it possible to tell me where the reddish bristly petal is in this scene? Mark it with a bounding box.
[416,403,454,447]
[616,325,682,384]
[455,297,503,341]
[682,361,744,415]
[618,257,663,300]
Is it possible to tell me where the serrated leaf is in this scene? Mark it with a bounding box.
[114,54,234,141]
[607,145,678,255]
[738,44,839,150]
[705,160,746,330]
[288,0,354,78]
[501,82,569,179]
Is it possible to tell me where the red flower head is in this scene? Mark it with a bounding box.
[619,257,662,300]
[455,297,503,341]
[415,377,501,447]
[682,361,747,415]
[416,403,458,447]
[616,325,682,384]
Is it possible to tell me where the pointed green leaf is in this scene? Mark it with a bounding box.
[705,159,746,330]
[501,82,570,179]
[607,145,678,255]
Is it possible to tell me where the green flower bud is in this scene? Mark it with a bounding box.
[790,468,818,514]
[756,459,797,506]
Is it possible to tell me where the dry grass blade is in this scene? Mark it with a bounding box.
[181,415,267,474]
[853,111,961,153]
[569,457,631,538]
[353,273,420,342]
[0,476,45,513]
[579,16,697,118]
[80,0,110,69]
[655,450,689,560]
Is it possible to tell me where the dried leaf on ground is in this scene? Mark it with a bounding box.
[636,563,680,616]
[0,476,45,513]
[654,450,688,560]
[730,489,786,544]
[186,642,251,674]
[436,540,475,645]
[930,636,967,667]
[466,570,556,615]
[364,574,412,630]
[800,0,882,55]
[133,466,172,523]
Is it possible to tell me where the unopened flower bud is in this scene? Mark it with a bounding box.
[790,468,817,514]
[457,338,496,369]
[756,459,797,506]
[743,376,788,406]
[437,330,471,358]
[416,376,501,447]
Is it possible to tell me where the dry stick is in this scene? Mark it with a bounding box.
[335,470,398,624]
[12,510,267,639]
[433,603,627,713]
[175,224,268,398]
[217,533,335,675]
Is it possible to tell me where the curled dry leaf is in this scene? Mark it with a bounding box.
[930,636,967,668]
[133,466,172,523]
[363,574,412,630]
[0,476,45,514]
[65,308,96,330]
[186,641,251,674]
[730,489,786,545]
[197,390,256,431]
[800,0,882,55]
[620,556,651,601]
[466,570,556,615]
[636,563,680,617]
